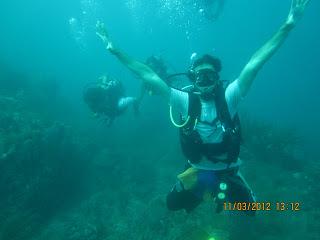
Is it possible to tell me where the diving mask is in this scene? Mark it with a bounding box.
[194,68,219,87]
[194,69,220,97]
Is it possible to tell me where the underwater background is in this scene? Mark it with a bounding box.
[0,0,319,239]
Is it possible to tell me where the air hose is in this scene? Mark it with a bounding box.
[169,105,190,128]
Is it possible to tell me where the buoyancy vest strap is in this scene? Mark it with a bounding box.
[214,84,234,129]
[213,84,241,164]
[185,92,201,130]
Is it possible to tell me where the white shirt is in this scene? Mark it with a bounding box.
[170,80,243,170]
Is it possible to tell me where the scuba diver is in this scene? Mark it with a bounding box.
[145,55,169,80]
[143,55,184,96]
[83,75,140,126]
[200,0,225,21]
[95,0,310,214]
[142,55,170,96]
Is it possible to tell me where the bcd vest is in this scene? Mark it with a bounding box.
[179,85,241,165]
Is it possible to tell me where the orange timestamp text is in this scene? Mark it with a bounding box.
[223,202,301,211]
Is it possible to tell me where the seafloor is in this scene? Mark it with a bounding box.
[0,65,319,240]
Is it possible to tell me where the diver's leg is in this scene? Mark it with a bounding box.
[225,169,256,216]
[166,181,202,213]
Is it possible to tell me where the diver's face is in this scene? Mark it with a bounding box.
[193,64,220,99]
[194,64,219,87]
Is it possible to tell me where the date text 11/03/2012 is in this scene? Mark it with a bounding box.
[223,202,301,211]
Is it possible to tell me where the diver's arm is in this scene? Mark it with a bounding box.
[111,48,170,99]
[237,0,310,97]
[96,21,170,101]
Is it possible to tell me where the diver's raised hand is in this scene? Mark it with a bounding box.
[96,21,115,53]
[286,0,310,26]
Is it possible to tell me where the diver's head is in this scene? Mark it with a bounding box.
[188,54,222,98]
[83,86,109,115]
[146,55,168,79]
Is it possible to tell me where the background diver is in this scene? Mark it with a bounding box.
[200,0,225,21]
[95,0,310,214]
[144,54,186,96]
[145,55,169,81]
[83,75,141,126]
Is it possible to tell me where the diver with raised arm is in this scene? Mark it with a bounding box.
[96,0,310,214]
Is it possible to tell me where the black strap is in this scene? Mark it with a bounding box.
[214,84,234,129]
[183,92,201,131]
